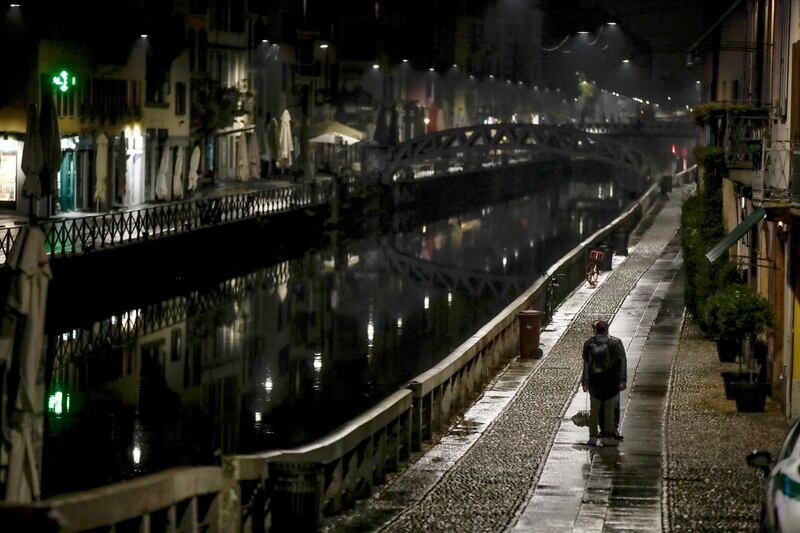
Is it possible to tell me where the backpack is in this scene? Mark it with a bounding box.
[587,338,611,375]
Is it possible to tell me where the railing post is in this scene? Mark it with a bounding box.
[218,458,241,533]
[406,381,424,452]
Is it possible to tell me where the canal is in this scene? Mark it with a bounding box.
[42,167,642,496]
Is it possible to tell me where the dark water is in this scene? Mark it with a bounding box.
[43,174,634,495]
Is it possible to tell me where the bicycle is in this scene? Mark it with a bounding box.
[586,248,604,288]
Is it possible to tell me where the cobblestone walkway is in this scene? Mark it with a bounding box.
[665,324,788,531]
[362,190,688,532]
[512,238,683,532]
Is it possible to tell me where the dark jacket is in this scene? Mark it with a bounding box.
[582,334,627,400]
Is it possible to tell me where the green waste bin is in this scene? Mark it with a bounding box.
[613,228,629,257]
[598,243,614,271]
[269,462,324,532]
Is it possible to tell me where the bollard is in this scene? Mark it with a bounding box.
[613,228,629,256]
[269,462,324,532]
[599,242,614,271]
[518,310,544,358]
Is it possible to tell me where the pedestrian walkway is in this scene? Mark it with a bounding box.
[0,177,296,228]
[512,241,683,532]
[328,186,687,532]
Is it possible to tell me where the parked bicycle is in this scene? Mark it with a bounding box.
[586,248,605,288]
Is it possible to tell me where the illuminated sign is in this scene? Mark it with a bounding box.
[52,70,76,93]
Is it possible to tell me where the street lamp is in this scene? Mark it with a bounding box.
[319,43,329,49]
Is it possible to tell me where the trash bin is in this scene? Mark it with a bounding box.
[518,310,544,358]
[269,461,324,532]
[598,242,614,271]
[660,175,671,195]
[613,228,629,256]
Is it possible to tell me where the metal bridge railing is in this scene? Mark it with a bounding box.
[0,182,333,265]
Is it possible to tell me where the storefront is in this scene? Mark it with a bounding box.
[0,137,22,211]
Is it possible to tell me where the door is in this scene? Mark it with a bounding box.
[59,150,76,212]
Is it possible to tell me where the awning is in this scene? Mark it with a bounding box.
[309,121,364,145]
[705,207,766,262]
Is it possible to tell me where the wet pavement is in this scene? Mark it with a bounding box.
[326,186,689,532]
[512,240,683,532]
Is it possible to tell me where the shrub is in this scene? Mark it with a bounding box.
[701,285,773,341]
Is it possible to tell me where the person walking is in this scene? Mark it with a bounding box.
[581,319,627,446]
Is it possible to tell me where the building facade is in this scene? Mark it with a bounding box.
[692,0,800,417]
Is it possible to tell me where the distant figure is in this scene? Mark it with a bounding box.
[581,319,627,446]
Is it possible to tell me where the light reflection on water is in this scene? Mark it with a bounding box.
[43,177,634,495]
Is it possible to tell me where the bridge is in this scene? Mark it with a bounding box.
[579,120,697,138]
[382,123,652,183]
[382,239,530,300]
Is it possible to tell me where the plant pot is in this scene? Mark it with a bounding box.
[731,381,768,413]
[721,371,755,399]
[715,338,741,363]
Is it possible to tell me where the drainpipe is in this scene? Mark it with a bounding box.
[754,0,766,104]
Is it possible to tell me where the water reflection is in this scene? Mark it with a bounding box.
[43,177,634,495]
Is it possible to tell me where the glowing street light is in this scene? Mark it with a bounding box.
[622,59,630,64]
[402,58,409,63]
[262,39,269,43]
[140,34,148,39]
[319,43,329,49]
[429,67,435,72]
[607,22,617,26]
[372,64,380,70]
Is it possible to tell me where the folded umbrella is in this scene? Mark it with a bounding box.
[20,105,43,199]
[187,145,201,192]
[94,133,108,204]
[38,92,61,199]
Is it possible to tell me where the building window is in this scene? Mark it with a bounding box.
[176,82,186,115]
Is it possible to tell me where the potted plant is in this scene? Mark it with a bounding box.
[701,283,747,363]
[701,285,773,410]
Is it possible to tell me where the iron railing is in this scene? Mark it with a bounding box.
[0,182,333,265]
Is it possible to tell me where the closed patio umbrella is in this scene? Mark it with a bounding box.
[172,146,185,199]
[38,92,61,199]
[20,104,44,200]
[267,116,280,167]
[237,133,250,181]
[115,131,127,203]
[247,132,260,178]
[94,133,109,205]
[187,145,201,192]
[155,147,171,200]
[0,225,52,502]
[277,110,293,170]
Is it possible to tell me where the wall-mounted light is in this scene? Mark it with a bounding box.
[140,34,148,39]
[402,59,408,63]
[262,39,269,43]
[607,22,617,26]
[10,3,20,7]
[319,43,328,49]
[429,67,435,72]
[372,64,380,70]
[622,59,630,64]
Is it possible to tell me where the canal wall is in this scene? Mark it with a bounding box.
[6,171,679,532]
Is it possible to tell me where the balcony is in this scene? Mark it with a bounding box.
[752,140,800,212]
[723,110,769,185]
